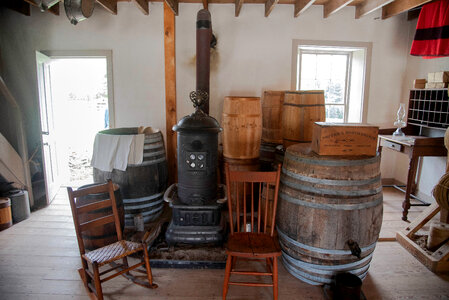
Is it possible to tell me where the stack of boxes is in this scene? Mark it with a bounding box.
[426,71,449,89]
[413,71,449,89]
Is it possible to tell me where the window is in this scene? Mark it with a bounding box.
[291,40,372,123]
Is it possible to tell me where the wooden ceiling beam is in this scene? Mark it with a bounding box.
[235,0,243,16]
[3,0,31,16]
[202,0,208,9]
[164,0,179,15]
[323,0,354,18]
[294,0,316,17]
[265,0,279,16]
[132,0,149,15]
[355,0,394,18]
[97,0,118,14]
[382,0,431,19]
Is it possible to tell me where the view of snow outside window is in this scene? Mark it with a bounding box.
[299,52,348,123]
[49,58,108,185]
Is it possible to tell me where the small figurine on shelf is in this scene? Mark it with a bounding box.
[393,103,406,136]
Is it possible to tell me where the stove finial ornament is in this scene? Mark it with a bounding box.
[189,90,209,110]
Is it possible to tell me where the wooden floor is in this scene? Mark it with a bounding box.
[0,187,448,299]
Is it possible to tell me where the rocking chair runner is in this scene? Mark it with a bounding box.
[223,163,282,300]
[67,180,157,300]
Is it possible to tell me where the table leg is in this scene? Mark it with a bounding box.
[403,157,419,221]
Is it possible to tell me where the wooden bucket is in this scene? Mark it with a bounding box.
[282,90,325,148]
[0,198,12,231]
[93,127,168,228]
[277,144,382,285]
[222,97,262,159]
[77,183,124,251]
[262,91,284,144]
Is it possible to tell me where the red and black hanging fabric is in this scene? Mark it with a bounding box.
[410,0,449,58]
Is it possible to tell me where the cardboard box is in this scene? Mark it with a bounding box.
[434,82,448,88]
[427,71,449,83]
[311,122,379,156]
[414,79,426,89]
[426,82,437,89]
[433,71,449,83]
[415,83,426,89]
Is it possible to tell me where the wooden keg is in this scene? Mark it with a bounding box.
[0,198,12,231]
[262,91,284,144]
[282,90,325,148]
[222,97,262,159]
[93,127,168,228]
[77,183,124,251]
[277,144,383,285]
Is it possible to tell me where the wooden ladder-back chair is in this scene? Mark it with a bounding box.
[67,180,157,300]
[223,163,282,300]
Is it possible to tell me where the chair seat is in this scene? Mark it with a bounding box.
[83,240,143,266]
[226,232,282,258]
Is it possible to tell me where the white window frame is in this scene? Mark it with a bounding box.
[291,40,372,123]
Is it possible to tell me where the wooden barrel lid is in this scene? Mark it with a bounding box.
[0,198,11,208]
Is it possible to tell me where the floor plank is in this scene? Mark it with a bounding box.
[0,187,447,299]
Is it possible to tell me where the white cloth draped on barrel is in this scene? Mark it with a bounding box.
[91,133,145,172]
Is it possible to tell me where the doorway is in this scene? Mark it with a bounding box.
[36,50,114,203]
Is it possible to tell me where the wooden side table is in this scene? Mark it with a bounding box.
[378,135,447,221]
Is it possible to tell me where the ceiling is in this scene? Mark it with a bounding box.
[1,0,428,20]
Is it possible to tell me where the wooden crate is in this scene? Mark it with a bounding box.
[396,203,449,273]
[311,122,379,156]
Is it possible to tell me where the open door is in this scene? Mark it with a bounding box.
[36,51,60,204]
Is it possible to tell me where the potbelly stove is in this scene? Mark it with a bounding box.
[164,9,226,245]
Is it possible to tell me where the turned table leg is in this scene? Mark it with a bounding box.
[403,156,419,221]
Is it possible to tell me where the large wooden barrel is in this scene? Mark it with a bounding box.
[93,127,168,228]
[222,97,262,159]
[262,91,284,144]
[77,183,124,250]
[277,144,383,285]
[282,91,325,148]
[0,198,12,231]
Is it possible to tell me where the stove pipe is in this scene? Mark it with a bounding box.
[196,9,212,114]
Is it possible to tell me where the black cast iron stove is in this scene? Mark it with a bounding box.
[164,101,225,245]
[164,9,226,245]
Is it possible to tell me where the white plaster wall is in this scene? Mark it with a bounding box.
[1,3,410,181]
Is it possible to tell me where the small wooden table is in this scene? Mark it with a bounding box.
[378,135,447,221]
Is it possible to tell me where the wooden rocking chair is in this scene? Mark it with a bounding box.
[67,180,157,300]
[223,163,282,300]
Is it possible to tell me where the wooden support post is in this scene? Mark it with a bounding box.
[164,2,177,185]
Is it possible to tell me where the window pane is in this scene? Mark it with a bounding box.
[300,53,348,113]
[326,105,344,123]
[301,54,317,81]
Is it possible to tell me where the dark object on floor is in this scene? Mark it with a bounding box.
[334,273,362,300]
[9,189,30,223]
